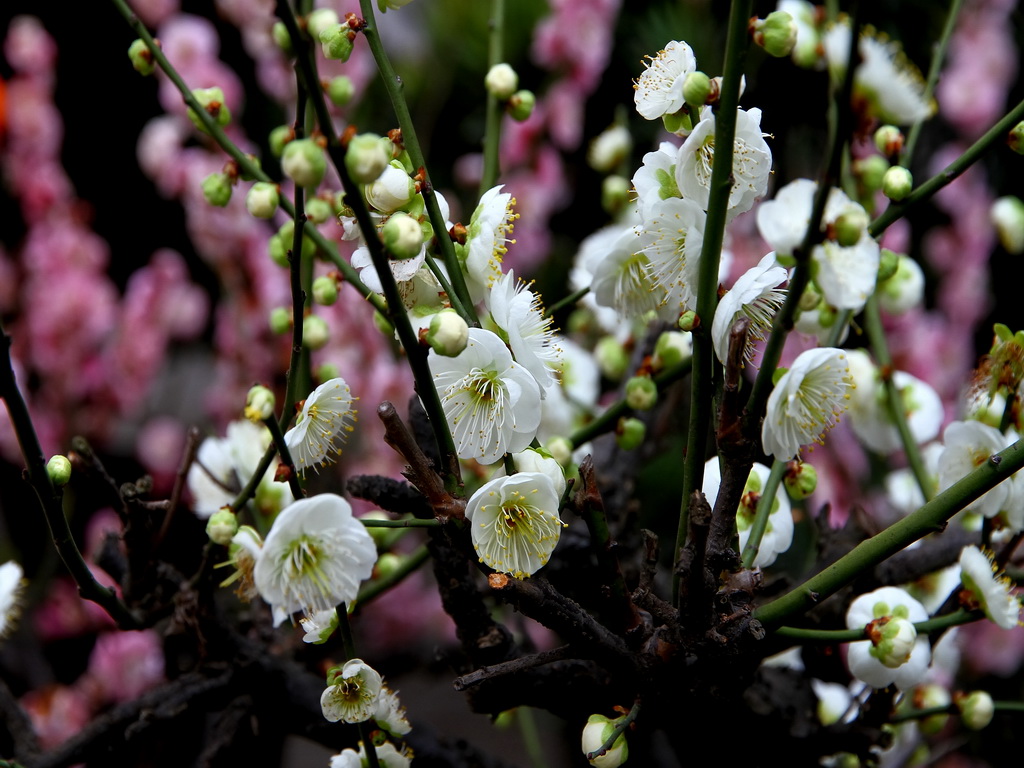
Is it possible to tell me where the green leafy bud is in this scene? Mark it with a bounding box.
[272,21,293,54]
[269,307,292,334]
[320,23,354,62]
[581,714,628,768]
[507,90,536,122]
[201,173,233,207]
[682,71,712,108]
[272,220,318,265]
[373,310,395,337]
[663,107,694,136]
[873,124,904,157]
[957,691,994,730]
[854,155,890,193]
[652,330,692,371]
[306,8,340,40]
[882,166,913,202]
[282,138,327,189]
[877,248,900,283]
[382,211,424,260]
[375,552,403,580]
[305,197,333,224]
[187,87,231,134]
[783,460,817,499]
[326,75,355,107]
[615,417,646,451]
[345,133,390,184]
[47,455,72,487]
[244,384,276,422]
[127,39,156,76]
[1008,121,1024,155]
[991,196,1024,255]
[302,314,330,350]
[595,336,629,380]
[206,510,239,546]
[833,207,869,247]
[625,375,658,411]
[914,684,951,735]
[269,125,294,158]
[485,63,519,100]
[678,310,699,332]
[312,275,338,306]
[317,363,340,383]
[426,309,469,357]
[246,182,280,219]
[756,11,798,57]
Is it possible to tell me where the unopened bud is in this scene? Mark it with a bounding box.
[833,207,869,247]
[625,375,658,411]
[206,510,239,546]
[317,363,340,383]
[595,336,629,380]
[270,220,317,267]
[873,124,904,157]
[246,182,280,219]
[202,173,233,207]
[991,196,1024,255]
[798,284,821,312]
[312,275,338,306]
[957,690,995,730]
[784,460,817,499]
[914,684,951,735]
[882,166,913,202]
[545,436,573,468]
[652,330,692,370]
[272,21,293,54]
[877,248,900,283]
[127,39,156,76]
[47,455,72,487]
[678,310,699,332]
[282,138,327,189]
[345,133,390,184]
[867,614,917,669]
[615,417,646,451]
[588,125,632,173]
[187,87,231,134]
[581,714,628,768]
[320,23,354,62]
[382,212,424,260]
[306,8,340,40]
[306,197,333,224]
[601,175,630,216]
[682,71,712,108]
[508,90,536,122]
[302,314,330,349]
[269,125,294,158]
[426,309,469,357]
[753,11,797,58]
[269,307,292,334]
[366,163,416,213]
[245,385,276,422]
[484,63,519,100]
[878,254,924,315]
[375,552,403,580]
[854,155,890,193]
[327,75,355,106]
[1007,121,1024,155]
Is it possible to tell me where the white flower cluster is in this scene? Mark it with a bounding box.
[323,659,412,767]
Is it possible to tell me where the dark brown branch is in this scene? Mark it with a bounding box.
[453,645,573,690]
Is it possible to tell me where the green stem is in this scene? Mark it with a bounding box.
[281,83,309,428]
[773,608,979,642]
[863,294,934,501]
[356,544,431,606]
[754,438,1024,629]
[740,460,785,569]
[263,416,305,501]
[516,707,549,768]
[479,0,506,196]
[360,518,441,528]
[359,0,478,326]
[870,95,1024,238]
[673,0,754,606]
[545,286,590,318]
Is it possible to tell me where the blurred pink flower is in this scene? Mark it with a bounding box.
[3,16,58,76]
[85,630,166,704]
[20,684,93,750]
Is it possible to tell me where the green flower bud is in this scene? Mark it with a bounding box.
[1007,121,1024,155]
[320,23,354,62]
[601,175,630,216]
[306,8,340,40]
[798,284,822,312]
[382,211,424,260]
[375,552,403,580]
[595,336,629,380]
[305,197,333,224]
[47,455,72,487]
[272,21,293,54]
[652,330,693,371]
[271,220,318,266]
[755,11,798,58]
[545,436,573,468]
[581,714,628,768]
[615,417,645,451]
[303,314,330,350]
[854,154,890,193]
[882,166,913,202]
[269,307,292,334]
[246,182,280,219]
[833,207,869,247]
[345,133,390,184]
[783,460,817,499]
[312,275,338,306]
[625,375,658,411]
[914,684,951,735]
[485,63,519,100]
[682,71,712,108]
[508,90,536,122]
[282,138,327,189]
[873,124,904,157]
[867,615,917,668]
[244,384,276,422]
[317,363,340,383]
[187,87,231,134]
[269,125,294,158]
[426,308,469,357]
[588,125,632,173]
[326,75,355,107]
[127,39,156,76]
[877,248,901,283]
[957,690,994,731]
[991,196,1024,255]
[678,310,699,332]
[206,510,239,546]
[201,172,233,207]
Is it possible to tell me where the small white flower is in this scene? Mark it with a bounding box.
[462,186,517,303]
[675,107,772,218]
[365,164,414,213]
[253,494,377,625]
[487,270,562,389]
[491,448,568,500]
[373,685,412,736]
[846,586,931,690]
[321,658,383,723]
[284,377,357,475]
[702,457,794,568]
[331,742,412,768]
[711,252,788,365]
[810,680,856,726]
[466,471,565,578]
[590,225,663,321]
[299,608,339,644]
[761,347,854,460]
[632,142,680,220]
[937,420,1011,518]
[0,561,26,640]
[959,545,1021,630]
[588,125,632,173]
[633,40,697,121]
[845,356,943,454]
[638,196,707,318]
[429,328,543,464]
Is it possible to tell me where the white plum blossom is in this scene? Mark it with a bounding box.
[590,225,664,321]
[937,420,1011,518]
[330,742,412,768]
[762,347,855,460]
[462,185,517,303]
[365,162,415,213]
[429,328,542,464]
[284,377,357,475]
[300,609,339,644]
[702,458,794,568]
[846,586,931,690]
[372,685,412,736]
[638,196,707,318]
[633,40,697,121]
[675,107,772,218]
[491,447,568,500]
[0,561,25,640]
[253,494,377,625]
[465,471,565,578]
[321,658,383,723]
[959,545,1021,630]
[711,252,788,365]
[486,270,562,389]
[632,142,680,219]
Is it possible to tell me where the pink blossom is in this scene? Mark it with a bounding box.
[128,0,181,27]
[20,219,110,274]
[20,684,93,750]
[85,630,166,704]
[3,16,58,76]
[136,417,188,492]
[137,116,190,197]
